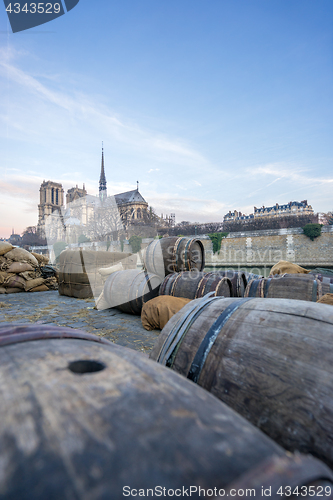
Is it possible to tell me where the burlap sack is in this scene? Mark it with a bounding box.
[4,248,38,267]
[0,272,7,285]
[44,277,58,290]
[317,293,333,306]
[7,262,33,273]
[29,285,49,292]
[0,242,13,256]
[141,296,192,331]
[5,287,22,294]
[5,275,26,290]
[0,287,6,294]
[31,252,49,265]
[25,278,45,291]
[0,272,15,284]
[20,271,38,280]
[270,260,310,276]
[59,249,134,299]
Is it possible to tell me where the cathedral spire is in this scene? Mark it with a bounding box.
[99,142,107,202]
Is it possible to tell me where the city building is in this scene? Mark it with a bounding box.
[224,200,314,222]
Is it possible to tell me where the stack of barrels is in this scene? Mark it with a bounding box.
[1,323,332,497]
[148,251,333,475]
[102,236,208,314]
[145,237,248,301]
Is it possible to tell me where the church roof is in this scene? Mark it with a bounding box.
[115,189,147,205]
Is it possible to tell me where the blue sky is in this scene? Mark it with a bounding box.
[1,0,332,237]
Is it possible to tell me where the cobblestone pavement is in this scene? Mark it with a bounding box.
[0,291,160,355]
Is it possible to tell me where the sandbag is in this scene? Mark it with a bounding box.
[5,288,22,294]
[31,252,49,265]
[0,272,8,285]
[44,277,58,290]
[20,271,38,280]
[7,262,34,274]
[0,242,13,256]
[29,285,49,292]
[270,260,310,275]
[25,278,45,291]
[141,296,192,331]
[5,275,26,290]
[0,272,15,284]
[4,248,38,266]
[317,293,333,306]
[0,287,6,294]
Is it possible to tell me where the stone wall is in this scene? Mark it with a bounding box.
[202,226,333,269]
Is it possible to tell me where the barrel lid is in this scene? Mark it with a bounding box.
[0,323,113,348]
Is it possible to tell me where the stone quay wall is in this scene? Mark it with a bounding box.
[201,226,333,269]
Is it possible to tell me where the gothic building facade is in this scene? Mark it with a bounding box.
[37,146,151,242]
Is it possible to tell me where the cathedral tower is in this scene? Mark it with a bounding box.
[38,180,64,225]
[99,143,107,202]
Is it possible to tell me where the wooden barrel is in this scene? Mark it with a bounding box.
[103,269,162,314]
[213,270,247,297]
[159,271,232,300]
[245,273,333,301]
[0,324,332,498]
[58,249,136,299]
[143,237,205,277]
[150,296,333,468]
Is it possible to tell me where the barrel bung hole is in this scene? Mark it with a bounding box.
[68,359,106,375]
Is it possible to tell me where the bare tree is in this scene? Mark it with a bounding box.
[86,196,125,242]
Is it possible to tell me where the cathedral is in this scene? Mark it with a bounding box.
[37,147,149,243]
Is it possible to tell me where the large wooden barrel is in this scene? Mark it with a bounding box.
[159,270,232,300]
[245,273,333,301]
[58,249,136,299]
[103,269,162,314]
[143,237,205,277]
[0,324,332,499]
[150,296,333,468]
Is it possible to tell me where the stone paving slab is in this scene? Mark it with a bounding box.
[0,291,160,355]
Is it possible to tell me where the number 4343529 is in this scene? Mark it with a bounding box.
[6,3,61,14]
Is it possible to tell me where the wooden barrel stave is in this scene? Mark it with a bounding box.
[150,297,333,468]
